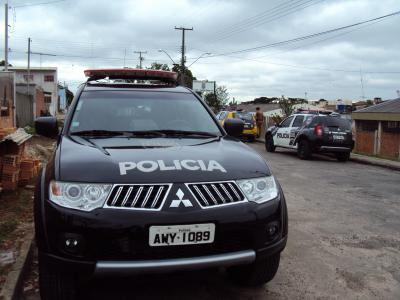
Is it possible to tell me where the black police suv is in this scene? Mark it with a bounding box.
[265,112,354,161]
[34,69,288,299]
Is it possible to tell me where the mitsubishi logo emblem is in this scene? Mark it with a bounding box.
[170,188,193,208]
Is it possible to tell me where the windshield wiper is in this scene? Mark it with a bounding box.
[70,130,125,137]
[145,130,219,138]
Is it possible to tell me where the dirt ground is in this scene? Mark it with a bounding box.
[0,135,54,293]
[22,142,400,299]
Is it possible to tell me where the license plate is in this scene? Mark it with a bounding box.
[149,223,215,247]
[333,135,344,140]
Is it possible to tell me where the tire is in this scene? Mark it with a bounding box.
[265,135,276,152]
[297,139,312,160]
[39,257,78,300]
[335,152,350,162]
[228,253,281,287]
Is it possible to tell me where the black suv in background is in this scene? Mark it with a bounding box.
[34,69,288,300]
[265,113,354,161]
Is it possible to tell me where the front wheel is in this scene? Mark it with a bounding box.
[335,152,350,162]
[297,139,312,160]
[265,135,276,152]
[228,253,281,287]
[39,258,78,300]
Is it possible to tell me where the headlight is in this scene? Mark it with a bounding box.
[237,176,278,203]
[49,181,112,211]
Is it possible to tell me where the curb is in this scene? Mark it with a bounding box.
[350,156,400,172]
[256,139,400,171]
[0,225,34,300]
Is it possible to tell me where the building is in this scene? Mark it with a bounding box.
[0,71,15,129]
[58,84,74,113]
[15,84,46,127]
[9,67,58,116]
[352,98,400,160]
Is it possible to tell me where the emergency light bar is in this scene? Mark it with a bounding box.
[84,68,178,83]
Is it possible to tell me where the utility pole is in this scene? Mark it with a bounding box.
[4,1,9,71]
[134,50,147,69]
[27,38,33,117]
[175,26,193,86]
[360,67,365,100]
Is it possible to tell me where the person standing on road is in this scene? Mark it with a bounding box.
[255,107,264,138]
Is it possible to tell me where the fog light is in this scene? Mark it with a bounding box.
[266,222,279,236]
[60,233,84,255]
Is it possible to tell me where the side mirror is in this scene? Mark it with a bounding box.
[35,117,59,138]
[224,118,244,138]
[275,123,281,127]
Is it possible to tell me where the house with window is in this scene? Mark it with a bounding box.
[9,67,58,117]
[352,98,400,160]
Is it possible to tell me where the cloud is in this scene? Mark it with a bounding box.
[2,0,399,101]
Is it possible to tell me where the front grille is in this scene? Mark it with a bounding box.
[187,181,245,208]
[105,184,170,209]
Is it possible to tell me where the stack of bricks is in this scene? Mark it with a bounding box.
[1,154,21,191]
[0,129,39,191]
[0,127,17,140]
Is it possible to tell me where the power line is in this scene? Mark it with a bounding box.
[12,0,66,8]
[209,10,400,57]
[211,0,325,42]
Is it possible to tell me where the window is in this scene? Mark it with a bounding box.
[23,74,34,81]
[292,115,305,127]
[44,75,54,82]
[219,112,227,120]
[44,94,52,104]
[357,120,378,132]
[280,116,294,128]
[383,121,400,133]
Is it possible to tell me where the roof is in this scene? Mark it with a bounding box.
[352,98,400,121]
[1,128,32,145]
[9,67,57,72]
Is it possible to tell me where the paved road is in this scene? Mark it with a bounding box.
[23,143,400,299]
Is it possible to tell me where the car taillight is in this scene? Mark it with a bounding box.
[314,124,324,136]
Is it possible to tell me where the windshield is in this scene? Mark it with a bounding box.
[233,112,253,121]
[69,91,221,135]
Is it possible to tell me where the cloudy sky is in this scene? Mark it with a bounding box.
[2,0,400,101]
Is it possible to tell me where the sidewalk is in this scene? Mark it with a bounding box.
[350,153,400,171]
[255,138,400,171]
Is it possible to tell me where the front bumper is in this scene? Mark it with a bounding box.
[40,235,287,277]
[37,188,288,277]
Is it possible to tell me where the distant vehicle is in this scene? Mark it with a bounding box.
[265,113,354,161]
[216,111,258,142]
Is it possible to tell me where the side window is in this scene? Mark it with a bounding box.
[215,112,221,119]
[280,116,294,128]
[292,115,304,127]
[220,112,227,120]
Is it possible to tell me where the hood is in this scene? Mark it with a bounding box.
[57,136,270,183]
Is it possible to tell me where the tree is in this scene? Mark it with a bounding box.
[0,60,12,67]
[366,99,374,107]
[148,62,170,71]
[172,65,196,88]
[204,85,229,112]
[279,96,295,117]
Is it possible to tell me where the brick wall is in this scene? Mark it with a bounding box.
[354,130,375,155]
[380,131,400,159]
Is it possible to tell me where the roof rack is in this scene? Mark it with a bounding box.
[84,68,178,85]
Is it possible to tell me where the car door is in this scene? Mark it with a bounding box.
[274,116,294,147]
[288,115,305,147]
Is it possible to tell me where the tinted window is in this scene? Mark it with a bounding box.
[324,117,351,130]
[70,91,221,134]
[280,116,294,127]
[292,115,304,127]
